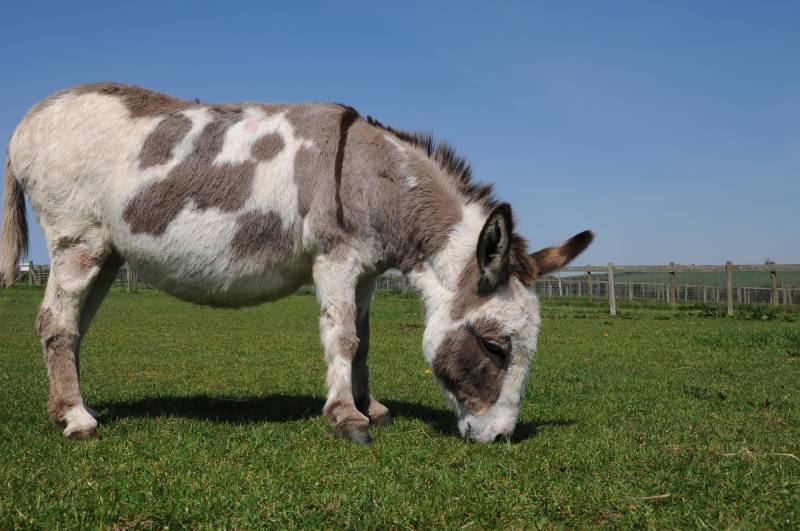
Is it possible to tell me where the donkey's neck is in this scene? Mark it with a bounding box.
[378,141,488,294]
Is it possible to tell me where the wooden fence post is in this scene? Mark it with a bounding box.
[126,265,132,292]
[628,281,633,302]
[607,263,617,316]
[27,261,33,286]
[725,261,734,317]
[669,262,677,307]
[587,270,592,303]
[770,270,778,306]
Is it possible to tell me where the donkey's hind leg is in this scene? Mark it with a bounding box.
[79,252,123,337]
[37,235,113,438]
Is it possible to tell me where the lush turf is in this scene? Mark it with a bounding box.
[1,286,798,528]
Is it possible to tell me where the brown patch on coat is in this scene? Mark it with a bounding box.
[139,113,193,168]
[123,108,256,235]
[432,318,507,413]
[251,132,285,161]
[230,211,294,263]
[73,82,194,118]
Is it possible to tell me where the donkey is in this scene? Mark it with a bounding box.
[1,83,593,443]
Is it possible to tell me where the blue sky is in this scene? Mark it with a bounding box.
[1,1,798,265]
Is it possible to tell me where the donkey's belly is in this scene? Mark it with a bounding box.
[113,215,314,308]
[129,254,313,308]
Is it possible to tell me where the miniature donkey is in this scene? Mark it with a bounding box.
[1,83,592,443]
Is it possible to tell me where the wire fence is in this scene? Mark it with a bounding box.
[11,261,800,315]
[532,277,797,307]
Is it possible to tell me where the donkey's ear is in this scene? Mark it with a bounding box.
[476,203,513,294]
[530,230,594,276]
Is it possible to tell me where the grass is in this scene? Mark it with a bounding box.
[1,286,798,528]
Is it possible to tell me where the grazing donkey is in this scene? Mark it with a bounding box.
[1,83,593,443]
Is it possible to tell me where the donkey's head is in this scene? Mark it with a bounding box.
[417,203,593,442]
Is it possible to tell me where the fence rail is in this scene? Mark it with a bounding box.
[10,261,800,316]
[555,262,800,315]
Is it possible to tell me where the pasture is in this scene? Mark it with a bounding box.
[1,286,798,528]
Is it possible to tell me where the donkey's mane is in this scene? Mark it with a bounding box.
[364,116,498,209]
[363,115,537,285]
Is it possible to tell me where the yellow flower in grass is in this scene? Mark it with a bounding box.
[423,368,432,375]
[602,331,609,337]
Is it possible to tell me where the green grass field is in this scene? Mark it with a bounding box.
[1,287,799,528]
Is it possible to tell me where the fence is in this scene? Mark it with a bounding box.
[544,262,800,316]
[10,261,800,316]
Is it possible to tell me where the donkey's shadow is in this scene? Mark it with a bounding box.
[95,394,575,442]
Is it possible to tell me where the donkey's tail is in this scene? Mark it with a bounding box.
[1,151,28,287]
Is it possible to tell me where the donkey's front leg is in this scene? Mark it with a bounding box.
[313,253,373,443]
[351,277,391,427]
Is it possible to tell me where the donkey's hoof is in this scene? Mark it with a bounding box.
[370,411,393,427]
[368,400,392,427]
[335,422,372,444]
[61,406,98,440]
[65,426,98,440]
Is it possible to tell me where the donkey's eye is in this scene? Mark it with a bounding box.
[478,337,509,367]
